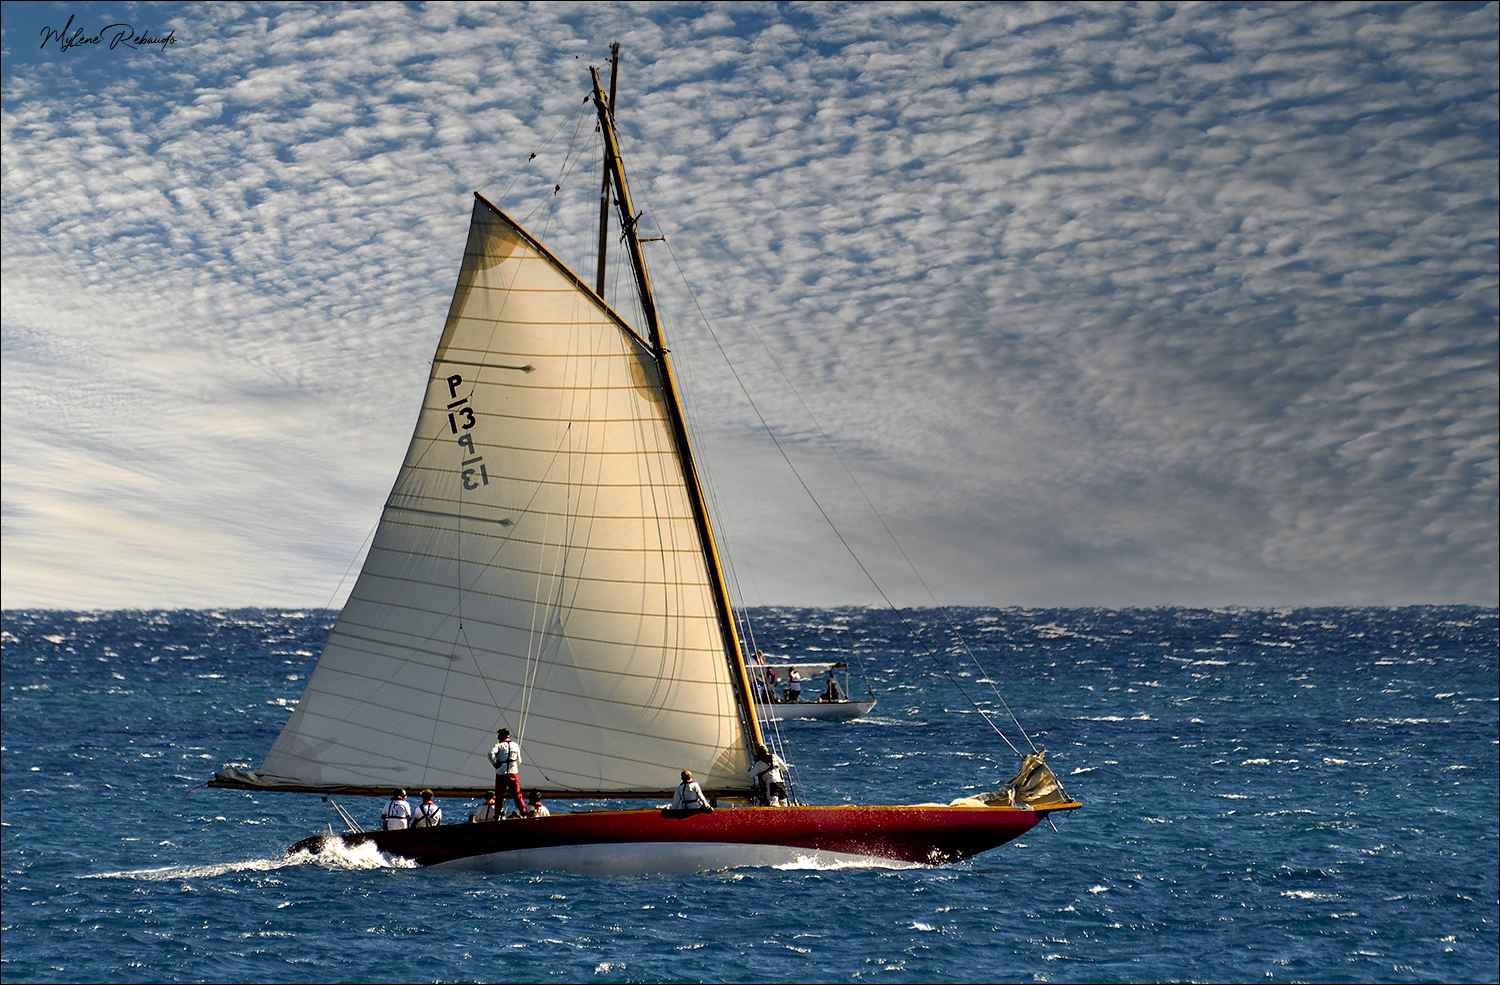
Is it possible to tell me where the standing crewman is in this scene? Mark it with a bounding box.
[488,727,525,818]
[749,744,790,806]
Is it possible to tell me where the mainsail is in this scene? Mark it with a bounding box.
[238,196,756,798]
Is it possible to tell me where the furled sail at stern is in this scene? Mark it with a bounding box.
[228,196,755,799]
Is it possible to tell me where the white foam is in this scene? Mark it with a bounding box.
[86,857,305,881]
[85,839,415,880]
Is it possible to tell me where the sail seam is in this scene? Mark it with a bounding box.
[322,622,724,659]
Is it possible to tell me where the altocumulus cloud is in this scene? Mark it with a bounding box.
[1,2,1495,609]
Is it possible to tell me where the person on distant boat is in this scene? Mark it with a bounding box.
[412,789,443,827]
[749,744,790,807]
[751,650,770,702]
[469,795,500,823]
[786,667,803,702]
[381,789,412,830]
[764,666,779,701]
[820,672,843,702]
[526,792,550,818]
[489,727,526,818]
[670,770,713,813]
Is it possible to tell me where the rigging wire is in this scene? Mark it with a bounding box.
[610,142,802,801]
[526,107,597,238]
[639,226,803,798]
[637,180,1034,757]
[478,95,591,210]
[314,521,377,616]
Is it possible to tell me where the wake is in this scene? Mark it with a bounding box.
[83,837,414,880]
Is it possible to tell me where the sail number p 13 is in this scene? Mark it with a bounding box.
[445,373,489,490]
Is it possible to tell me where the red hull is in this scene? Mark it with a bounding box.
[308,804,1047,868]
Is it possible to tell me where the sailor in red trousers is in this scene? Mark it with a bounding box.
[489,727,525,818]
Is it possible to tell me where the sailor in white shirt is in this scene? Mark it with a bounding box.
[671,770,713,813]
[381,789,412,830]
[488,727,525,818]
[470,796,500,823]
[411,789,443,827]
[749,744,790,806]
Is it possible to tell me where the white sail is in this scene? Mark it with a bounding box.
[259,197,754,797]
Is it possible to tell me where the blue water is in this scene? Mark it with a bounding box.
[2,606,1496,983]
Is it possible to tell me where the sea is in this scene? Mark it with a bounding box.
[1,606,1495,984]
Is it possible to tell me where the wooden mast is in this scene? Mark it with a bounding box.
[589,65,769,760]
[594,43,619,296]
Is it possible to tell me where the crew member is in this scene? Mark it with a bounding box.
[489,727,525,818]
[751,650,770,702]
[381,789,412,830]
[470,795,500,823]
[749,744,790,807]
[412,789,443,827]
[671,770,713,813]
[527,792,550,818]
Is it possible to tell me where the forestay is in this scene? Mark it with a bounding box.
[249,196,755,798]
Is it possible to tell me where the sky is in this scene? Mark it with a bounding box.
[2,1,1496,611]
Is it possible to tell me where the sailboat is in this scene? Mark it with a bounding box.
[210,53,1078,873]
[751,657,877,721]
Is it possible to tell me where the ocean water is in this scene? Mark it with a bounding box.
[2,606,1495,984]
